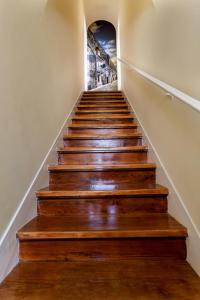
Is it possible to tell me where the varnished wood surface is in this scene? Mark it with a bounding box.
[67,128,138,135]
[63,132,142,139]
[72,114,135,119]
[1,260,199,300]
[81,96,126,99]
[68,123,138,129]
[19,238,186,262]
[48,163,156,190]
[36,184,169,198]
[75,109,131,114]
[48,163,156,171]
[0,90,192,297]
[58,150,148,165]
[57,145,148,153]
[17,214,187,240]
[38,196,168,216]
[78,102,128,106]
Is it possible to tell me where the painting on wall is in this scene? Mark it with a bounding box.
[87,20,118,91]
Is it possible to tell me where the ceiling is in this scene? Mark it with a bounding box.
[83,0,120,28]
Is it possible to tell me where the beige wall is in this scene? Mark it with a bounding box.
[83,0,119,28]
[0,0,84,238]
[120,0,200,99]
[119,0,200,232]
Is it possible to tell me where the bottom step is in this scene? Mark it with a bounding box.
[1,260,200,300]
[18,214,187,261]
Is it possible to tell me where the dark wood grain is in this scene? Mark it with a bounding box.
[38,197,168,216]
[19,239,186,262]
[1,260,200,300]
[4,90,190,297]
[58,146,148,164]
[18,214,187,240]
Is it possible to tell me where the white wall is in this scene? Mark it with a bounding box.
[0,0,85,280]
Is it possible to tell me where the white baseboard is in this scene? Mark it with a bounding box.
[126,92,200,276]
[0,92,82,283]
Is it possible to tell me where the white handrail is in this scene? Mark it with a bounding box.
[118,58,200,113]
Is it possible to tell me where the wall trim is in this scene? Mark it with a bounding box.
[126,92,200,276]
[118,58,200,113]
[0,91,83,283]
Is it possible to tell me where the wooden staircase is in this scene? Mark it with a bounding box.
[1,91,200,299]
[17,91,188,261]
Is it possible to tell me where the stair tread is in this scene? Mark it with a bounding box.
[48,163,156,172]
[72,114,134,119]
[79,98,127,104]
[1,260,200,299]
[77,102,129,107]
[68,123,138,129]
[75,110,131,113]
[17,213,187,240]
[58,146,148,153]
[36,184,169,198]
[63,132,142,139]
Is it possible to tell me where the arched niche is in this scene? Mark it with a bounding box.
[87,20,118,91]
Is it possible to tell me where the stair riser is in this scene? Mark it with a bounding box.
[81,97,125,100]
[77,103,129,110]
[79,102,128,105]
[49,169,156,190]
[77,106,129,110]
[64,138,143,147]
[38,197,168,216]
[72,118,135,124]
[83,93,123,95]
[19,238,186,262]
[75,111,131,115]
[58,151,148,165]
[67,129,137,135]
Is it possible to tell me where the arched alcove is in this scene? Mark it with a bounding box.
[87,20,118,90]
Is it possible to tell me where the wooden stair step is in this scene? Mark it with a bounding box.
[18,214,187,261]
[75,109,131,114]
[36,185,169,199]
[38,197,168,217]
[63,132,143,147]
[18,214,187,240]
[58,146,148,164]
[67,128,138,135]
[58,146,148,153]
[83,91,123,94]
[77,105,129,109]
[67,123,138,129]
[81,96,125,99]
[71,115,135,125]
[37,185,168,217]
[63,132,142,140]
[1,260,200,298]
[79,99,127,105]
[72,114,134,119]
[48,164,156,191]
[76,106,132,109]
[48,163,156,172]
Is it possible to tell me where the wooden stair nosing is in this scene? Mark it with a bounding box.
[36,185,169,199]
[17,214,188,240]
[63,132,143,140]
[67,123,138,129]
[75,110,132,114]
[79,100,128,103]
[57,146,148,154]
[77,105,129,108]
[48,163,157,173]
[72,114,134,119]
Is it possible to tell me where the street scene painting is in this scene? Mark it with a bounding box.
[87,20,118,90]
